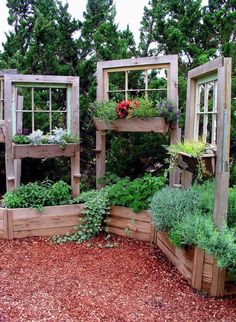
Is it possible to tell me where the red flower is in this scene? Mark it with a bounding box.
[116,100,130,119]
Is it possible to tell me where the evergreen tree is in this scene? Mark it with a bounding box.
[0,0,80,74]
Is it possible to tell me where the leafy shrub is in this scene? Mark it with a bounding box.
[107,175,167,212]
[169,212,236,269]
[91,100,118,123]
[192,180,215,215]
[228,186,236,227]
[2,180,72,210]
[130,98,157,118]
[150,186,200,231]
[169,212,214,248]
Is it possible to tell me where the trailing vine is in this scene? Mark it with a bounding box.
[52,189,110,244]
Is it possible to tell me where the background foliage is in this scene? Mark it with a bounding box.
[0,0,235,189]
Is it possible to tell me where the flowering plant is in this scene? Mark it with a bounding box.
[116,100,139,119]
[156,100,180,123]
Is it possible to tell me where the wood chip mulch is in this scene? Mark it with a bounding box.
[0,235,236,322]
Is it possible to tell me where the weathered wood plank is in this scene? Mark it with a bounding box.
[107,226,150,242]
[13,214,82,231]
[96,130,106,188]
[154,231,193,281]
[93,117,169,133]
[12,143,78,159]
[210,260,226,297]
[11,204,84,219]
[97,55,178,70]
[106,216,151,234]
[110,206,151,223]
[192,247,205,289]
[14,226,78,238]
[188,57,223,79]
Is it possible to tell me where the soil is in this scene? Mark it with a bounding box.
[0,234,236,321]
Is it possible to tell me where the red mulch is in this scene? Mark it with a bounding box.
[0,235,236,321]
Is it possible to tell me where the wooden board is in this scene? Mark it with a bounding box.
[0,208,8,239]
[12,143,79,159]
[7,204,84,239]
[153,231,194,282]
[94,117,169,133]
[106,206,152,242]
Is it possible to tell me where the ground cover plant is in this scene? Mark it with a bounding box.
[150,181,236,270]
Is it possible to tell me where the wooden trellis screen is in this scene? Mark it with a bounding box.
[95,55,179,186]
[3,74,80,196]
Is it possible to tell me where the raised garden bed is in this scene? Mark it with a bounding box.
[105,206,236,297]
[93,117,169,133]
[12,143,79,159]
[0,204,84,239]
[1,203,235,297]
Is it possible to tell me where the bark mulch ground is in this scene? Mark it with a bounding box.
[0,234,236,322]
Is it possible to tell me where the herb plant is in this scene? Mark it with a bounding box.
[107,174,166,212]
[2,180,72,211]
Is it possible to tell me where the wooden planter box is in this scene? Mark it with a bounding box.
[106,206,236,297]
[106,206,152,242]
[12,143,79,159]
[93,117,169,133]
[0,204,84,239]
[152,230,236,297]
[178,152,215,175]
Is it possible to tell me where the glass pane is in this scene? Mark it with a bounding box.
[34,112,50,133]
[108,72,125,91]
[207,113,213,143]
[22,112,32,133]
[108,92,125,101]
[127,90,145,100]
[52,112,67,129]
[207,81,215,112]
[148,69,167,90]
[148,90,167,102]
[34,88,50,111]
[17,87,32,111]
[198,112,204,139]
[199,84,205,113]
[128,70,145,90]
[51,88,67,111]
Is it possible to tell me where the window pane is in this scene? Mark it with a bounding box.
[34,112,50,133]
[17,87,32,111]
[108,92,125,101]
[51,88,67,111]
[52,112,67,129]
[34,88,50,111]
[22,112,32,133]
[128,70,145,90]
[108,72,125,91]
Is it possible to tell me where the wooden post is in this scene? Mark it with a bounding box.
[14,95,23,187]
[210,260,226,297]
[4,77,16,191]
[213,58,231,228]
[71,78,80,197]
[96,130,106,189]
[191,247,204,289]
